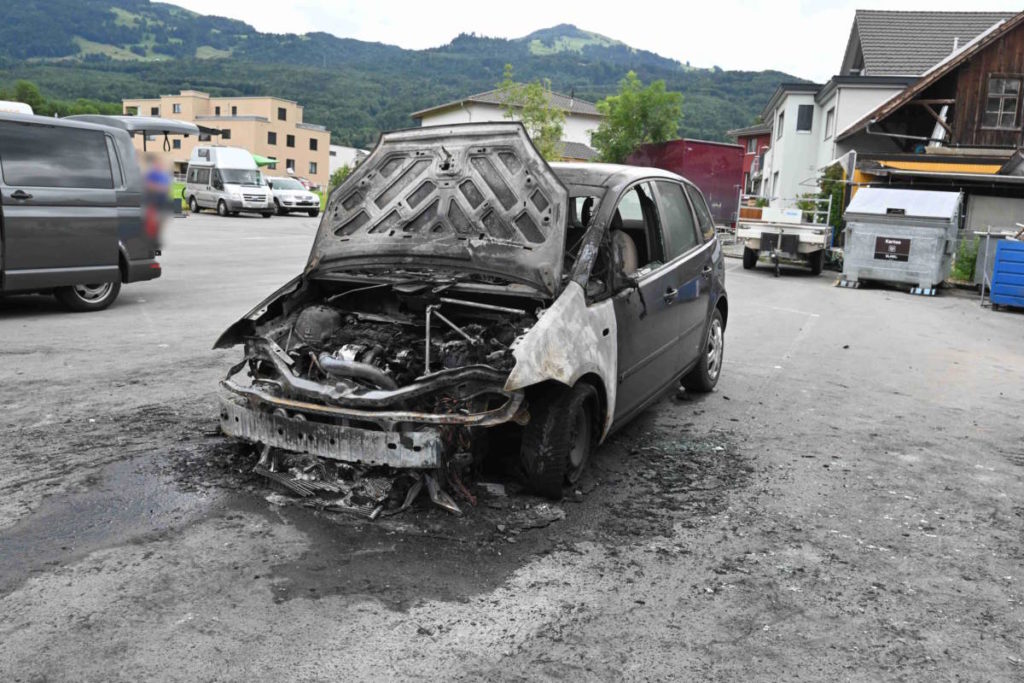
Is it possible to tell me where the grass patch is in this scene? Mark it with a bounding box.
[196,46,232,59]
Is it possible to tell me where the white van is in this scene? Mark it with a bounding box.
[184,146,273,218]
[0,101,34,115]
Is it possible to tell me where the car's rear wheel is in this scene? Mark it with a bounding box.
[308,208,320,218]
[188,196,200,213]
[261,212,273,218]
[742,247,758,269]
[520,382,598,499]
[682,308,724,393]
[54,281,121,312]
[217,200,229,217]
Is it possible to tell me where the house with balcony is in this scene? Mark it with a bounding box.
[837,10,1024,266]
[122,90,331,188]
[745,10,1014,209]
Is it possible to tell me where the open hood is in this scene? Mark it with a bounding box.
[308,122,568,297]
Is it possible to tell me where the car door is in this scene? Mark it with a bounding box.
[196,167,212,207]
[611,181,689,424]
[653,179,713,362]
[0,120,119,292]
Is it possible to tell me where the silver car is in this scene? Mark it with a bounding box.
[267,176,321,217]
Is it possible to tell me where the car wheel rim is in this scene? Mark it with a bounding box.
[706,319,723,380]
[567,403,591,481]
[74,283,112,302]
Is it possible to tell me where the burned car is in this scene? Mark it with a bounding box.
[215,123,727,509]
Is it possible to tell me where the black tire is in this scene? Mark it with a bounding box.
[520,382,598,499]
[275,200,288,216]
[308,209,320,218]
[808,249,824,275]
[188,196,200,213]
[54,280,121,312]
[217,200,229,217]
[682,308,725,393]
[742,247,758,270]
[261,212,273,218]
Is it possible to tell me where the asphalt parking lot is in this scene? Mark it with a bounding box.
[1,213,1023,681]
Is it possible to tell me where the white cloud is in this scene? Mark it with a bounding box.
[166,0,1022,81]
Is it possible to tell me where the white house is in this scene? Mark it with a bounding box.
[410,88,603,160]
[329,145,368,175]
[755,10,1013,207]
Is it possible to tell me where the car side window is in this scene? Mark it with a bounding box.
[610,182,665,275]
[685,184,716,242]
[654,181,700,258]
[196,168,210,185]
[0,121,113,189]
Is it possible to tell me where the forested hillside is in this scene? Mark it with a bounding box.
[0,1,803,146]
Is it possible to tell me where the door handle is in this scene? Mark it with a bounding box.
[663,287,678,304]
[702,265,713,276]
[10,190,33,200]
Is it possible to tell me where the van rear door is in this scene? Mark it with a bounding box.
[0,119,119,292]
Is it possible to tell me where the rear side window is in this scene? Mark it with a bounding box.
[0,122,113,189]
[196,168,210,185]
[684,184,716,241]
[655,181,700,258]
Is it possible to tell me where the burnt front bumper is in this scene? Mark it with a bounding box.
[220,394,445,468]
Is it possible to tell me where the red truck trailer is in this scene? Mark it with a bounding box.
[627,139,744,228]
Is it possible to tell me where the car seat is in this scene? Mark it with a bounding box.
[609,210,640,275]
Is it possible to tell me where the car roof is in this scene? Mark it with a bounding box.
[549,161,688,190]
[0,111,129,134]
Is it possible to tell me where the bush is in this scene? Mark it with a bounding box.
[951,237,979,282]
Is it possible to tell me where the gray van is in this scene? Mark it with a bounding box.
[0,113,196,311]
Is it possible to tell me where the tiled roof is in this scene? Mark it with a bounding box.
[726,122,771,138]
[558,140,598,161]
[411,87,602,119]
[845,10,1015,76]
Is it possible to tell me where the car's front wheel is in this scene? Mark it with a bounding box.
[682,308,724,393]
[307,208,320,218]
[520,382,598,499]
[217,200,229,217]
[275,200,288,216]
[54,281,121,312]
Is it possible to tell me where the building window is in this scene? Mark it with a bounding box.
[286,134,295,148]
[746,138,756,154]
[215,106,221,116]
[796,104,813,132]
[172,139,181,149]
[309,138,318,151]
[776,112,785,139]
[983,76,1022,129]
[286,159,295,172]
[267,162,277,170]
[278,107,287,121]
[772,171,780,196]
[329,150,337,157]
[150,106,159,116]
[268,131,277,145]
[172,103,181,114]
[231,105,237,116]
[743,172,750,193]
[824,107,836,140]
[221,129,231,140]
[309,161,318,174]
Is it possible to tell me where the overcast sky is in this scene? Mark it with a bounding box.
[166,0,1022,81]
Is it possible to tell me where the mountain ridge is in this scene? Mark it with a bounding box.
[0,1,802,146]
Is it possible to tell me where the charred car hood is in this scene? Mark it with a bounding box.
[308,123,568,297]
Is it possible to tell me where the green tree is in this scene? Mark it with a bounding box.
[497,64,565,161]
[329,164,351,191]
[591,71,683,163]
[12,80,46,112]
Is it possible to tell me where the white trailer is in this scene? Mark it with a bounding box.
[737,198,833,276]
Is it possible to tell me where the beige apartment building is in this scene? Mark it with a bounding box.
[122,90,330,188]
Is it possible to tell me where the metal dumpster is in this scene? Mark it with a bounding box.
[840,189,962,294]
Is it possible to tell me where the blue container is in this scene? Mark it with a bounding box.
[991,240,1024,309]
